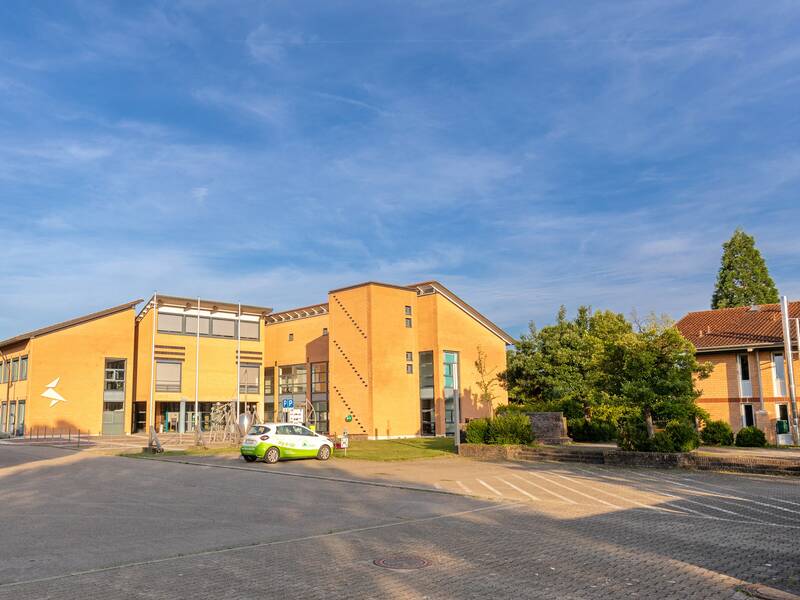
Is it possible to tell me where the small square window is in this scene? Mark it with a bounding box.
[322,328,328,336]
[406,363,414,374]
[288,333,294,341]
[405,318,412,328]
[404,305,412,315]
[405,352,413,362]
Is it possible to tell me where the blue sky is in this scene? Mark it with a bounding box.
[1,1,799,340]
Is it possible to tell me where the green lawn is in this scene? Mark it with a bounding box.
[334,437,456,461]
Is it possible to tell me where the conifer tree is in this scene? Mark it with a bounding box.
[711,228,779,309]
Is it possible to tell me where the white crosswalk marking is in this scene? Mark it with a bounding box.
[525,470,622,509]
[476,478,503,497]
[496,477,539,501]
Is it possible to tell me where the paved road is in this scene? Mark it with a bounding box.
[1,445,798,599]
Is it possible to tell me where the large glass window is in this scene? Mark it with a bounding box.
[105,359,125,391]
[158,313,184,333]
[773,352,787,396]
[0,402,6,431]
[19,356,27,381]
[443,351,459,435]
[239,321,260,340]
[264,367,275,395]
[0,362,4,384]
[279,364,307,394]
[10,358,19,382]
[185,316,210,335]
[239,363,260,394]
[419,351,435,435]
[155,360,182,392]
[311,362,328,393]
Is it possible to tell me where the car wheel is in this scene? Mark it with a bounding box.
[243,455,257,462]
[317,445,331,461]
[264,447,280,464]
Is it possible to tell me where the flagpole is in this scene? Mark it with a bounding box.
[148,291,157,441]
[236,302,241,420]
[195,297,200,432]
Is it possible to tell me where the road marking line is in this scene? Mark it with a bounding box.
[510,473,578,505]
[456,480,473,494]
[496,477,539,501]
[591,467,766,522]
[476,478,503,497]
[616,470,788,519]
[556,468,682,515]
[524,470,622,509]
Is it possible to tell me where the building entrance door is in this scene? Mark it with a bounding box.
[102,403,124,435]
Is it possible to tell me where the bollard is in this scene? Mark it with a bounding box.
[68,429,71,442]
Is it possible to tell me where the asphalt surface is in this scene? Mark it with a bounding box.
[1,443,799,599]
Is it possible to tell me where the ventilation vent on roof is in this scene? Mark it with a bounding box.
[749,305,760,312]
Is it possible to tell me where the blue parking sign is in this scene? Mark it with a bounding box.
[282,398,294,409]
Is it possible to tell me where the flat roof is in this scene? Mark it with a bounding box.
[137,294,273,321]
[0,299,143,349]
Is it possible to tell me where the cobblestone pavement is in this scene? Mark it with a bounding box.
[1,445,798,599]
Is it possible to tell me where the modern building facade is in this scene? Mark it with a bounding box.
[676,301,800,444]
[0,281,513,439]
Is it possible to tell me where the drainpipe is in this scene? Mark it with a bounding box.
[236,303,241,419]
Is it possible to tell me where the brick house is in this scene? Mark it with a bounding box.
[676,301,799,444]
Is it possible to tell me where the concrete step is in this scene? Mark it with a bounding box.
[518,446,606,464]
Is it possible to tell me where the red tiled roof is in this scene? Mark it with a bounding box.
[676,301,800,351]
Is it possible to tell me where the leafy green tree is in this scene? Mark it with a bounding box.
[500,306,630,420]
[604,317,712,437]
[711,228,778,309]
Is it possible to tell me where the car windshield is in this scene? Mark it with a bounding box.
[248,425,271,435]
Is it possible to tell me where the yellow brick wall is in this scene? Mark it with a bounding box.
[26,308,136,435]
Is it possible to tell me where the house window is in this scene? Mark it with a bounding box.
[105,359,126,391]
[185,316,210,335]
[742,404,755,428]
[19,356,28,381]
[322,328,328,336]
[211,318,235,338]
[239,363,260,394]
[10,358,19,382]
[158,313,184,333]
[155,360,182,392]
[0,362,4,384]
[239,321,260,341]
[406,352,413,362]
[312,362,328,393]
[405,305,412,315]
[405,318,412,328]
[288,333,294,342]
[264,367,275,396]
[406,363,414,374]
[279,364,307,394]
[773,352,787,396]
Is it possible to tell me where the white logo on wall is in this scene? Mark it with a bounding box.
[42,378,67,408]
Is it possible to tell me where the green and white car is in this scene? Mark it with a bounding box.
[240,423,333,464]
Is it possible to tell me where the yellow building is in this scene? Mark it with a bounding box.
[0,281,513,439]
[0,300,140,437]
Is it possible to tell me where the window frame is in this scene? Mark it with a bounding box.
[104,358,126,392]
[239,363,261,394]
[155,360,182,393]
[405,318,412,328]
[279,364,307,395]
[19,356,28,381]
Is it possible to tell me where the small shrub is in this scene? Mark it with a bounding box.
[701,420,734,446]
[664,420,700,452]
[617,417,649,451]
[465,418,491,444]
[735,426,767,447]
[568,418,617,442]
[489,412,534,445]
[648,431,677,453]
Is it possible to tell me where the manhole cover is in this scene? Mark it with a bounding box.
[373,556,430,570]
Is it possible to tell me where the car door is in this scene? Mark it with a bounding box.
[274,424,299,457]
[294,425,322,456]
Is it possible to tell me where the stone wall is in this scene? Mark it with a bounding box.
[527,412,571,445]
